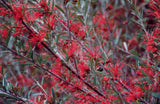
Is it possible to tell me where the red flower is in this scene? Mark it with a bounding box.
[11,1,28,24]
[70,22,80,34]
[77,61,90,77]
[38,0,49,11]
[65,42,79,57]
[17,74,33,87]
[70,21,87,39]
[126,87,143,102]
[0,8,10,16]
[13,25,24,37]
[41,14,57,30]
[29,29,46,43]
[2,29,8,40]
[146,45,157,52]
[146,39,157,52]
[106,61,124,78]
[25,11,43,23]
[87,46,102,60]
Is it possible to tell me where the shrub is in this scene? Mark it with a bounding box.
[0,0,160,103]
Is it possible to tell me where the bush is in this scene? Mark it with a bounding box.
[0,0,160,103]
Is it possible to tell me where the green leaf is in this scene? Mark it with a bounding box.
[55,5,64,14]
[52,0,55,9]
[130,50,139,56]
[140,69,147,76]
[20,87,24,96]
[127,55,140,61]
[32,93,43,98]
[76,16,85,25]
[41,77,44,85]
[2,74,8,87]
[26,90,32,99]
[7,36,14,49]
[145,77,152,84]
[152,92,160,99]
[38,55,43,64]
[139,62,145,67]
[52,87,56,99]
[136,100,139,104]
[123,34,132,39]
[30,51,34,60]
[6,31,11,45]
[93,76,96,86]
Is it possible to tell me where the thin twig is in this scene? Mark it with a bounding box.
[84,0,91,24]
[64,5,72,43]
[72,56,79,74]
[93,29,108,59]
[112,84,126,104]
[56,18,91,55]
[0,89,27,103]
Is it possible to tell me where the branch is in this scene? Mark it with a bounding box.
[55,18,91,55]
[0,42,97,100]
[1,0,105,98]
[0,89,27,103]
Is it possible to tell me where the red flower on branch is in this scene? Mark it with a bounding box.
[106,61,124,78]
[1,29,8,40]
[11,1,28,24]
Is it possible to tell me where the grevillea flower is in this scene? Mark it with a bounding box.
[146,39,157,52]
[13,24,24,37]
[11,1,28,24]
[143,31,159,53]
[148,0,160,19]
[0,8,10,16]
[86,46,102,60]
[77,61,90,77]
[52,58,62,77]
[70,21,87,39]
[25,11,43,23]
[64,42,79,57]
[93,12,106,27]
[29,29,46,43]
[125,87,143,102]
[41,14,57,30]
[2,29,8,40]
[17,74,33,87]
[38,0,49,11]
[106,61,124,78]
